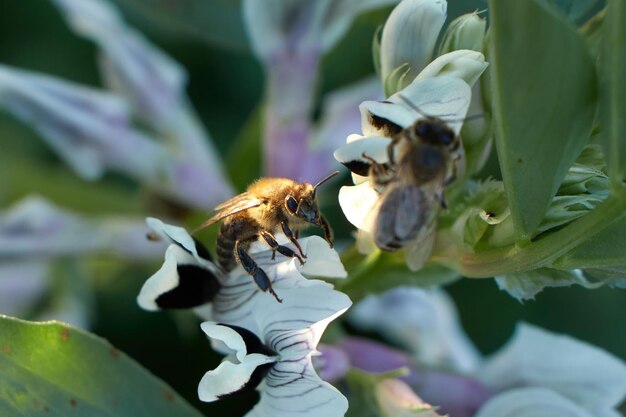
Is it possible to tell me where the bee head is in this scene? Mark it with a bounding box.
[414,119,456,147]
[284,171,339,225]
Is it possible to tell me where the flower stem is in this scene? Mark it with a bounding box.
[433,189,626,277]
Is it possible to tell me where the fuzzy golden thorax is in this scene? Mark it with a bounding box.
[245,178,320,231]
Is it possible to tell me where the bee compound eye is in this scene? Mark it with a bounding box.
[286,196,298,213]
[414,122,431,138]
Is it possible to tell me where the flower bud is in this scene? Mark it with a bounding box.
[416,49,488,87]
[439,11,487,54]
[380,0,447,91]
[375,378,444,417]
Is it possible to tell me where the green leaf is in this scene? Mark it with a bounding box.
[601,0,626,186]
[113,0,248,50]
[539,0,600,21]
[0,316,204,417]
[554,209,626,269]
[488,0,598,241]
[494,267,602,301]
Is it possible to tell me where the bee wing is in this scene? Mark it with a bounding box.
[193,192,263,233]
[403,208,438,271]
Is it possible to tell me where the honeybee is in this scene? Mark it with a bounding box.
[337,93,465,270]
[194,172,339,302]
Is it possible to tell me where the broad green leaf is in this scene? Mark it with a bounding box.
[494,268,602,301]
[113,0,248,50]
[554,211,626,269]
[540,0,600,21]
[601,0,626,185]
[488,0,598,241]
[0,316,204,417]
[581,7,605,60]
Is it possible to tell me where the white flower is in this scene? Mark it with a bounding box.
[475,387,595,417]
[198,285,351,417]
[378,0,487,95]
[348,286,481,372]
[334,75,472,267]
[476,323,626,417]
[137,218,347,334]
[380,0,447,85]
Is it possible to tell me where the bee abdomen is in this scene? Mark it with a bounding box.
[374,185,429,251]
[216,219,260,271]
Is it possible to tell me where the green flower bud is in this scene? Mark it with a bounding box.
[439,11,487,54]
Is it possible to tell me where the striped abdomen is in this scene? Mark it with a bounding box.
[216,216,261,271]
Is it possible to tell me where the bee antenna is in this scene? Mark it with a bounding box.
[398,93,485,123]
[398,94,431,118]
[312,171,340,196]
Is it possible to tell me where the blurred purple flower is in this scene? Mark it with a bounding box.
[339,337,492,417]
[243,0,394,181]
[0,195,166,259]
[314,344,352,383]
[348,286,481,372]
[50,0,232,202]
[0,196,167,325]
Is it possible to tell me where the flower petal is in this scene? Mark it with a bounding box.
[198,353,276,402]
[146,217,216,264]
[349,287,481,372]
[475,388,595,417]
[338,183,380,231]
[213,236,347,333]
[250,360,349,417]
[380,0,447,84]
[416,50,488,87]
[51,0,186,126]
[361,76,472,136]
[137,244,221,311]
[254,285,351,355]
[298,236,348,279]
[477,323,626,411]
[334,136,393,178]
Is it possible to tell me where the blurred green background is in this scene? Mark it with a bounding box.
[1,0,624,415]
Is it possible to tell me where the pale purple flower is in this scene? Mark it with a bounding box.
[339,337,492,417]
[243,0,396,181]
[0,196,165,259]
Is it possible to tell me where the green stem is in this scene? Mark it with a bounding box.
[433,190,626,277]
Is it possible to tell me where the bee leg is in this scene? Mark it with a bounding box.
[362,153,393,186]
[386,135,403,165]
[319,215,334,248]
[260,231,305,265]
[280,221,305,258]
[235,240,282,303]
